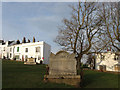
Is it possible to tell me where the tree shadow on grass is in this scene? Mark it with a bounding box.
[82,70,109,88]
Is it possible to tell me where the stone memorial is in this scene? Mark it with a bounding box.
[44,51,80,87]
[24,57,36,65]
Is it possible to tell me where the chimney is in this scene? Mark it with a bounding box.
[28,39,30,43]
[22,37,26,43]
[33,37,35,42]
[16,40,20,44]
[107,47,111,52]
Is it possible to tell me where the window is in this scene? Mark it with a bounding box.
[114,54,120,60]
[3,47,5,51]
[7,53,9,58]
[38,56,41,60]
[99,65,106,72]
[25,55,28,61]
[10,48,12,52]
[10,53,12,58]
[17,47,19,52]
[114,64,120,71]
[36,47,40,52]
[101,55,105,60]
[25,48,28,52]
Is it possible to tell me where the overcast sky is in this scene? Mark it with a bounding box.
[2,2,78,53]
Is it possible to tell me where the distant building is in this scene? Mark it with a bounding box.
[95,51,120,72]
[0,40,51,64]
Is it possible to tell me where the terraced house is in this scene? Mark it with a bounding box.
[95,51,120,72]
[0,39,51,64]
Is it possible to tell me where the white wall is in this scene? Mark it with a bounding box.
[0,46,2,58]
[95,52,119,72]
[21,42,44,63]
[13,44,22,60]
[43,42,51,64]
[0,41,51,64]
[1,44,9,59]
[8,46,14,60]
[12,41,50,64]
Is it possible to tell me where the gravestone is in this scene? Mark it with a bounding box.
[49,51,76,75]
[24,58,36,65]
[44,51,80,87]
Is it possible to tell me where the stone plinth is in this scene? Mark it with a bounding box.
[44,51,81,87]
[44,75,80,87]
[24,58,36,65]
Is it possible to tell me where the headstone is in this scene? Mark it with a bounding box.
[49,51,76,75]
[24,58,36,65]
[44,51,80,87]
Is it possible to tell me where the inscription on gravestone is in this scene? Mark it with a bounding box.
[49,51,77,75]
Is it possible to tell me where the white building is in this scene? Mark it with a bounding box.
[0,40,4,59]
[95,51,120,72]
[0,40,51,64]
[0,40,11,59]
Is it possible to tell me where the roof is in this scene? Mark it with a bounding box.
[0,40,4,43]
[8,41,17,46]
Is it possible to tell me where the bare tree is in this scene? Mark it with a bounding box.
[98,2,120,52]
[54,2,102,76]
[86,54,96,69]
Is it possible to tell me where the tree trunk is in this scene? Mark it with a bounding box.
[76,55,83,88]
[76,55,82,74]
[76,59,80,72]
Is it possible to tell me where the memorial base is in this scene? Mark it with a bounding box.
[24,62,36,65]
[44,75,81,87]
[24,58,36,65]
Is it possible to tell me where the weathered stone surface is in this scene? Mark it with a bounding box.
[44,75,80,87]
[44,51,80,87]
[24,58,36,65]
[46,78,80,86]
[45,75,80,79]
[49,51,77,75]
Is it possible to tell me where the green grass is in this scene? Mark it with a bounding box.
[82,70,119,88]
[2,60,74,88]
[2,60,119,88]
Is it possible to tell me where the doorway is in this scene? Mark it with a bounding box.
[22,55,24,62]
[99,65,106,72]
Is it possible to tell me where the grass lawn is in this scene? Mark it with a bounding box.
[82,70,119,88]
[2,60,74,88]
[2,60,119,88]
